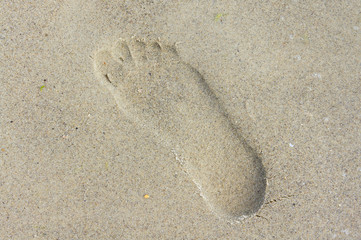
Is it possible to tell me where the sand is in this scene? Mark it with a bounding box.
[1,0,360,239]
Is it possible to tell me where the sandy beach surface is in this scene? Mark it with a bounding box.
[1,1,360,239]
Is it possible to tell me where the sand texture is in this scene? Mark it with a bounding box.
[1,0,360,239]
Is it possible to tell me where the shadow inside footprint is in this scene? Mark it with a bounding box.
[94,38,266,221]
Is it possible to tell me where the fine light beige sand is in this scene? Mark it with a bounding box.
[1,0,360,239]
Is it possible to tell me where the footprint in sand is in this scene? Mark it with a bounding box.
[94,38,266,221]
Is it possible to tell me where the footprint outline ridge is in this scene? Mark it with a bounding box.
[94,38,266,222]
